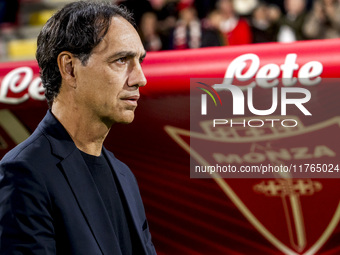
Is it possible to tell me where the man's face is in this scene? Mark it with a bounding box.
[73,16,147,125]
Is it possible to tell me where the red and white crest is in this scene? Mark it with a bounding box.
[165,116,340,254]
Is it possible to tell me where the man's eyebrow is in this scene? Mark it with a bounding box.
[106,51,146,62]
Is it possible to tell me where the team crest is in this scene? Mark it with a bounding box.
[165,116,340,254]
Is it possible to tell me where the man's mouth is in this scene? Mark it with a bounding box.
[121,95,140,106]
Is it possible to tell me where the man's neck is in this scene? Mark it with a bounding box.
[51,103,110,157]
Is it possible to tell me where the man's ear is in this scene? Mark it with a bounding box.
[57,51,76,88]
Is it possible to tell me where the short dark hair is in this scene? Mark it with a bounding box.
[36,1,134,108]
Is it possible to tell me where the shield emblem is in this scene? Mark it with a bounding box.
[165,116,340,254]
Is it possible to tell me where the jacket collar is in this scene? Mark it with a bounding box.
[37,110,77,159]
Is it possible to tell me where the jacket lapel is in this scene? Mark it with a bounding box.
[103,148,148,254]
[40,111,121,255]
[60,151,122,255]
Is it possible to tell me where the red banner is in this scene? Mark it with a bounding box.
[1,39,340,254]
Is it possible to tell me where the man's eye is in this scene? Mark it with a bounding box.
[116,57,127,64]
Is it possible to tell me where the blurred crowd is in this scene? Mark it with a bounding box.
[0,0,340,59]
[119,0,340,51]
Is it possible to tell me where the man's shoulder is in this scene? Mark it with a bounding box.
[1,127,49,164]
[1,110,74,166]
[0,126,56,191]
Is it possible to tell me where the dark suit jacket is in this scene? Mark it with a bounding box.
[0,111,157,255]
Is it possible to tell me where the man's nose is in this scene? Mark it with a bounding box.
[128,62,147,87]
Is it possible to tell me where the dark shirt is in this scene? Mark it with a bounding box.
[80,150,133,254]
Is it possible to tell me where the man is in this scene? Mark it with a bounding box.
[0,1,157,254]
